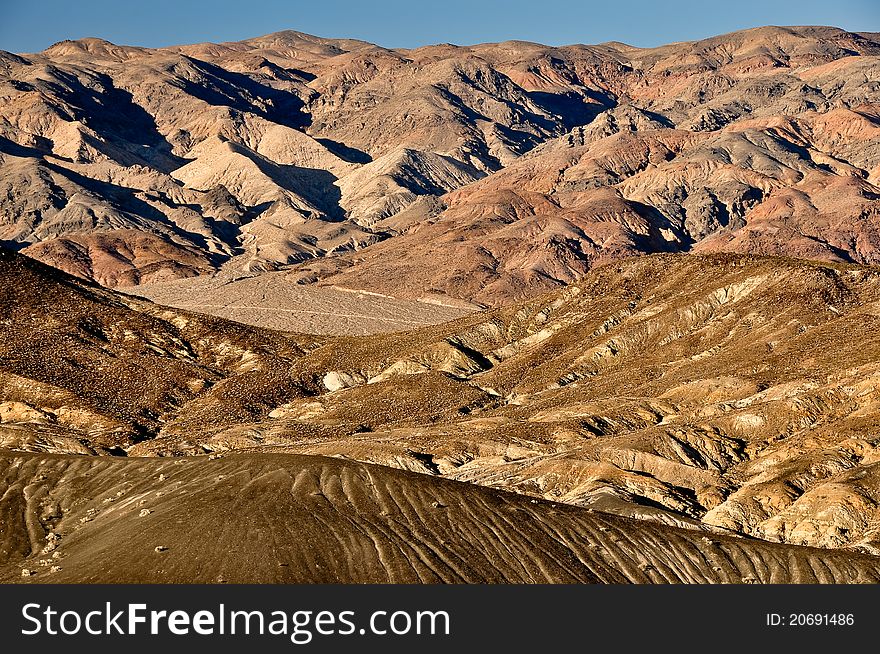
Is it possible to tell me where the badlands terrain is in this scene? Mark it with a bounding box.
[2,25,880,582]
[5,247,880,582]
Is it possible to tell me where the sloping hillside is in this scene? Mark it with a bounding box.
[4,451,879,583]
[7,246,880,555]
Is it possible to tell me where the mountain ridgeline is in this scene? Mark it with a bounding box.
[0,26,879,305]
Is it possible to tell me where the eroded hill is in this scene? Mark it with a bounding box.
[5,247,880,561]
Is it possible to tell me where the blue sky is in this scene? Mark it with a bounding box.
[1,0,878,53]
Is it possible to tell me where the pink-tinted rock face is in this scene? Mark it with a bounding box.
[1,26,880,305]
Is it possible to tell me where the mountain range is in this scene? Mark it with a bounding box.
[2,26,879,308]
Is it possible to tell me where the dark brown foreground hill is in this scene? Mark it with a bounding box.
[4,451,880,583]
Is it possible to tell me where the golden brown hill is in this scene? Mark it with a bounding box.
[0,247,320,452]
[6,247,880,557]
[316,105,880,305]
[4,451,880,583]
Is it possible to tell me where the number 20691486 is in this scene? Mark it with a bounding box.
[766,613,854,627]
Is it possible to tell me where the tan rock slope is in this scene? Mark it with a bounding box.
[6,246,880,566]
[2,26,880,306]
[4,451,879,583]
[4,24,880,584]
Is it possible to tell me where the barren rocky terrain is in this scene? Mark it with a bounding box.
[3,25,880,584]
[5,245,880,581]
[133,271,473,335]
[2,26,880,308]
[5,451,880,583]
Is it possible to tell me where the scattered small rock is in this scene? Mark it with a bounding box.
[40,532,61,554]
[138,509,152,517]
[21,569,34,577]
[49,566,62,574]
[155,545,168,553]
